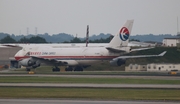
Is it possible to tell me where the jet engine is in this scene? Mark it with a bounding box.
[19,58,40,68]
[110,59,126,66]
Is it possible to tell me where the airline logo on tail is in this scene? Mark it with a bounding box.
[119,27,129,41]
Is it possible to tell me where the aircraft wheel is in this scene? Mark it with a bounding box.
[52,67,60,72]
[65,67,73,71]
[74,66,83,71]
[52,68,55,72]
[56,67,60,71]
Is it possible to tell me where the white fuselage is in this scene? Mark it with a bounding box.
[15,46,127,66]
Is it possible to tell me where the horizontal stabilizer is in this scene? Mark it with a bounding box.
[106,47,126,53]
[106,46,131,53]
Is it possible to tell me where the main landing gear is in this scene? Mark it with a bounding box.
[65,66,83,71]
[52,66,60,72]
[65,66,73,71]
[74,66,83,71]
[26,67,35,74]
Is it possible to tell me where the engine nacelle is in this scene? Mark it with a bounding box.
[19,58,37,67]
[110,59,126,66]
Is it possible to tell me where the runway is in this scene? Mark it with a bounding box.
[0,99,179,104]
[0,83,179,89]
[0,74,179,102]
[0,74,180,80]
[0,74,179,89]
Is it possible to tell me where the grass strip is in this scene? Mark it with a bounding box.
[0,87,179,101]
[0,76,180,84]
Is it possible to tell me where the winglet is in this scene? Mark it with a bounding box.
[158,51,166,56]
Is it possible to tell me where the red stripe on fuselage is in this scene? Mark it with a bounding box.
[15,55,118,61]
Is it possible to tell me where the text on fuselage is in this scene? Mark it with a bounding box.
[29,52,56,55]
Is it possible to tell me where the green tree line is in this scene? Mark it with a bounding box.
[0,35,140,43]
[0,35,114,43]
[63,36,113,43]
[0,35,47,43]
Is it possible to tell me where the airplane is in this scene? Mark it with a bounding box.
[1,41,156,48]
[14,20,166,71]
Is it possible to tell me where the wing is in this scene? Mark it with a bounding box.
[130,47,154,52]
[112,51,166,60]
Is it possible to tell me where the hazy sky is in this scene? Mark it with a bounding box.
[0,0,180,37]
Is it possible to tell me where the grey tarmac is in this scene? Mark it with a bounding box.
[0,83,179,89]
[0,74,180,80]
[0,99,179,104]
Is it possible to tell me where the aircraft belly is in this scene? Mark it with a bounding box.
[77,60,104,65]
[57,60,79,66]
